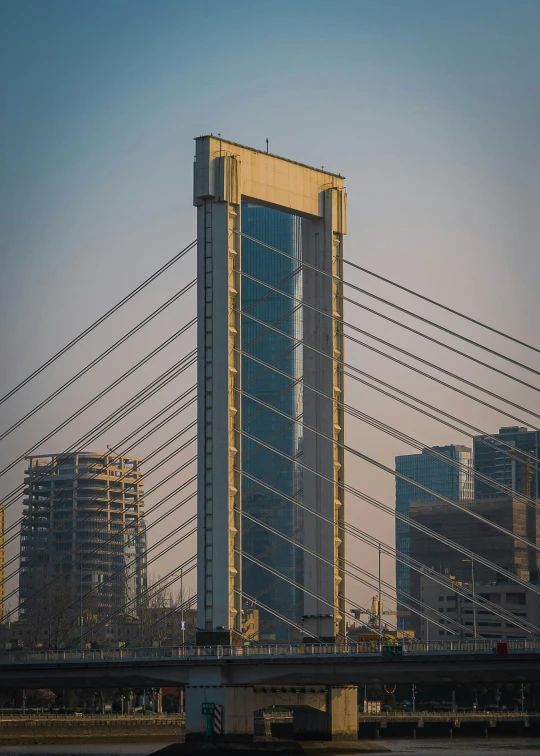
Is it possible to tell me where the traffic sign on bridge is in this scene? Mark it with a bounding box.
[382,644,403,658]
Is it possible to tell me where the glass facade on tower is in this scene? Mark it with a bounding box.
[473,427,540,500]
[395,445,473,629]
[241,202,304,641]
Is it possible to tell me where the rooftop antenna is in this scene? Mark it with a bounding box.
[266,138,269,154]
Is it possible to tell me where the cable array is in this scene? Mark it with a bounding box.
[0,280,195,443]
[238,347,540,511]
[0,389,197,561]
[237,467,540,637]
[237,267,540,426]
[238,232,540,380]
[4,223,540,652]
[0,240,196,407]
[238,307,540,469]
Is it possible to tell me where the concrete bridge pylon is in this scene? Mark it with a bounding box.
[193,135,347,648]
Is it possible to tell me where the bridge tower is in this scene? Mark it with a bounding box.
[194,135,347,645]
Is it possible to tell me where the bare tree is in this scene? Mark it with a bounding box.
[135,574,193,647]
[18,573,79,649]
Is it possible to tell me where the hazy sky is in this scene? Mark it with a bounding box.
[1,0,539,616]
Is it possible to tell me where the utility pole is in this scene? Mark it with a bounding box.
[80,563,84,653]
[471,557,477,646]
[462,557,477,646]
[378,543,382,651]
[181,567,185,650]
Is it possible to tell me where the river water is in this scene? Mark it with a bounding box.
[1,741,540,755]
[0,746,161,756]
[378,739,540,754]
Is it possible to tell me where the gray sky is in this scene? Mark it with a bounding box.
[1,0,539,615]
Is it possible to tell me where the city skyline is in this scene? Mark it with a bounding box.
[1,0,539,614]
[395,444,473,628]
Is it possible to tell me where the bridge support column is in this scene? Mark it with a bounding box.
[328,686,358,740]
[186,687,255,741]
[293,686,357,741]
[185,670,254,742]
[186,677,357,742]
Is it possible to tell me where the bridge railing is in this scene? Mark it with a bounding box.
[2,638,540,663]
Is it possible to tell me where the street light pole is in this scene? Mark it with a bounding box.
[80,563,84,653]
[181,567,185,649]
[462,557,477,646]
[378,543,382,651]
[471,557,477,647]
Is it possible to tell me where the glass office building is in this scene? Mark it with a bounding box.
[395,445,473,629]
[241,202,304,641]
[473,426,540,500]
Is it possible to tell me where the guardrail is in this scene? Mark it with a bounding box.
[0,713,184,720]
[358,711,536,718]
[0,711,185,724]
[1,638,540,663]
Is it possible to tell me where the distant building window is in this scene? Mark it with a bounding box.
[506,593,526,605]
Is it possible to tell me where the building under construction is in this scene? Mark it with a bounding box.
[19,452,147,629]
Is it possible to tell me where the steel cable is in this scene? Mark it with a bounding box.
[237,468,539,637]
[0,240,196,407]
[237,425,540,599]
[0,280,196,442]
[0,351,196,511]
[236,269,540,426]
[238,231,540,380]
[0,322,196,480]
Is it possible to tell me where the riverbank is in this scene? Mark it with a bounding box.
[0,716,183,746]
[148,742,390,755]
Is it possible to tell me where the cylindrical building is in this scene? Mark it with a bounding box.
[19,452,147,632]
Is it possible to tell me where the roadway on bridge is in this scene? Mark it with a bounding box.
[2,651,539,688]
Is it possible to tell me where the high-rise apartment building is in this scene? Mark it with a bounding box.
[241,203,304,640]
[395,445,473,627]
[19,452,147,629]
[0,505,5,621]
[474,426,540,500]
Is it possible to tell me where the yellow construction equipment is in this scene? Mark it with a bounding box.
[352,596,410,630]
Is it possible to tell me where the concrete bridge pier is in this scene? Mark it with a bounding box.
[185,670,357,741]
[185,669,254,742]
[293,687,358,741]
